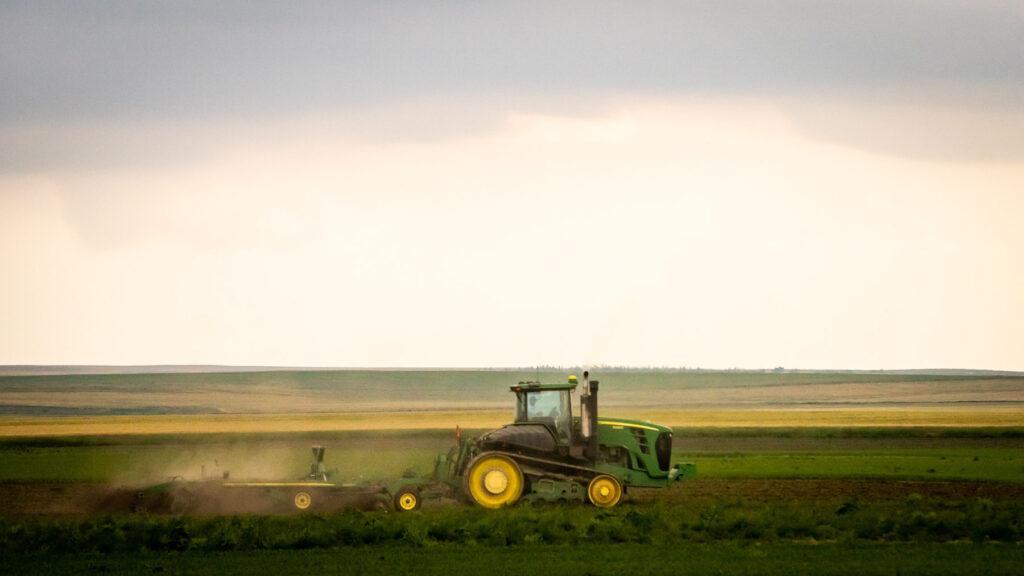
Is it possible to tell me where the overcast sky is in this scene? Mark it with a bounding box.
[1,1,1022,369]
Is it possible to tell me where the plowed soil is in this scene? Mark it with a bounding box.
[3,478,1022,516]
[0,481,390,515]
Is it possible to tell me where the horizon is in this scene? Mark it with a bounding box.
[2,364,1022,375]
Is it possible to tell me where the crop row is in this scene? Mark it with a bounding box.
[2,496,1021,553]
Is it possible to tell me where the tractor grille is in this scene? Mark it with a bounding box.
[655,432,672,472]
[630,428,650,454]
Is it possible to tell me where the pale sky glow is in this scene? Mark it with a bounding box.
[1,2,1022,369]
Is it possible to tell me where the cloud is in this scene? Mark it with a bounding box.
[0,92,615,173]
[1,1,1022,167]
[2,101,1022,368]
[778,87,1024,161]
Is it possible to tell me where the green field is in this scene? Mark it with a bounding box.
[1,429,1022,484]
[2,370,1022,574]
[3,493,1023,547]
[2,428,1021,574]
[3,543,1022,576]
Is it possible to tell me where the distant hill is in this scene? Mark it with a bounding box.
[774,368,1024,377]
[0,365,320,377]
[1,365,1021,377]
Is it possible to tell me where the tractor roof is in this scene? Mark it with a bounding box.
[510,381,578,393]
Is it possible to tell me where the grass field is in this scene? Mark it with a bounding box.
[1,369,1022,574]
[1,427,1021,574]
[3,482,1020,575]
[3,543,1022,576]
[3,492,1023,546]
[0,428,1021,484]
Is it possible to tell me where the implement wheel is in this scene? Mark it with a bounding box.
[464,453,524,509]
[587,475,623,508]
[293,491,313,510]
[394,489,421,512]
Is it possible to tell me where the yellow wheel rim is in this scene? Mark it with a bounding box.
[398,492,418,511]
[587,475,622,508]
[293,491,312,510]
[483,470,509,494]
[466,454,523,509]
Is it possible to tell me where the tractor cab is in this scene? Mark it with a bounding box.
[511,381,575,445]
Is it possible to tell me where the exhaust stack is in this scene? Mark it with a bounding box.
[581,371,599,461]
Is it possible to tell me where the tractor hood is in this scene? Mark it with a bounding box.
[596,417,672,434]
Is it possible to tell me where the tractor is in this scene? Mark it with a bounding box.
[391,372,694,510]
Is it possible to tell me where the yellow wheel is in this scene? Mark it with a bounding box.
[293,491,313,510]
[394,489,420,512]
[587,475,623,508]
[464,453,523,509]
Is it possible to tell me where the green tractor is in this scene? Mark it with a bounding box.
[391,372,694,510]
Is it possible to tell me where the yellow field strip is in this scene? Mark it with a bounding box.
[0,411,507,437]
[0,407,1021,437]
[640,408,1024,428]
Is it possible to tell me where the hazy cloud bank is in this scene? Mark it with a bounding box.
[2,1,1022,168]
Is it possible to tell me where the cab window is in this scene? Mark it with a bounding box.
[517,390,571,443]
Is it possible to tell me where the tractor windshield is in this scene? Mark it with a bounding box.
[516,389,571,443]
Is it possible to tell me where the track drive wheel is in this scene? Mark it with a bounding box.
[587,475,623,508]
[293,490,313,510]
[464,453,524,509]
[394,488,421,512]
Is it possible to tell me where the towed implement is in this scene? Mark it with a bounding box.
[219,445,391,512]
[392,371,695,510]
[136,445,393,514]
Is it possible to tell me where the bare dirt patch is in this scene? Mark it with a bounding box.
[0,481,390,515]
[4,477,1022,517]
